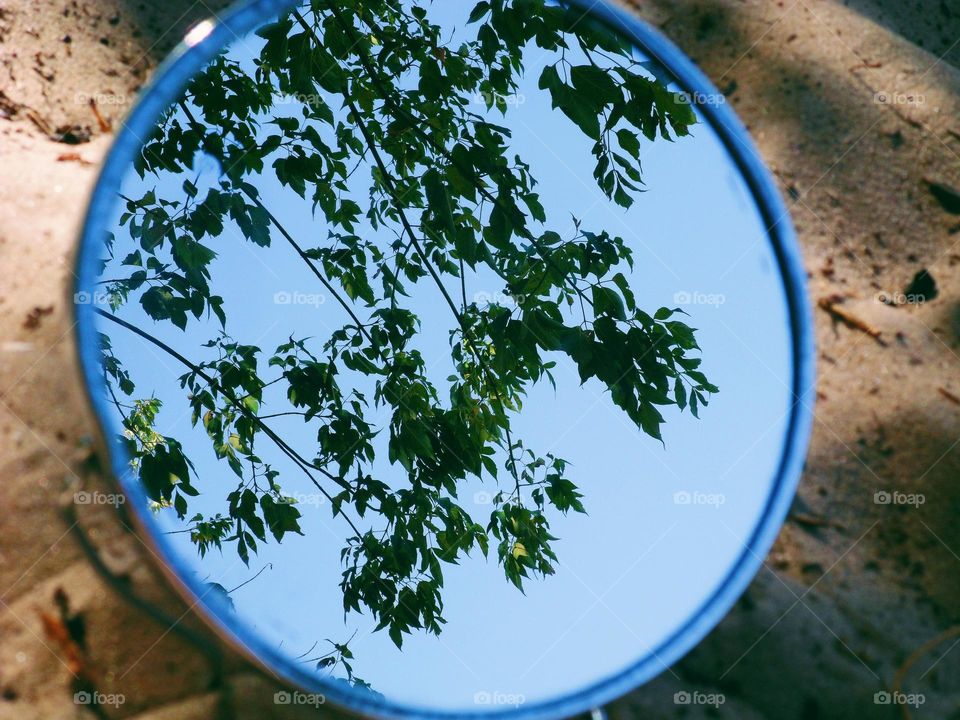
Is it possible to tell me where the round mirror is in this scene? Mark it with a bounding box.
[74,0,814,717]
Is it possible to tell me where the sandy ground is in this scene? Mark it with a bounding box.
[1,0,959,718]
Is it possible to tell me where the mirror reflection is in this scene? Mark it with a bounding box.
[85,0,793,711]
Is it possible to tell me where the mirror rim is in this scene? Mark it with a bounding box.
[72,0,816,717]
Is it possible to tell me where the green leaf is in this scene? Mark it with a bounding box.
[592,286,626,321]
[674,377,687,410]
[570,65,620,108]
[616,129,641,159]
[555,86,601,140]
[467,1,490,23]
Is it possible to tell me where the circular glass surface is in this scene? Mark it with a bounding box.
[74,1,813,717]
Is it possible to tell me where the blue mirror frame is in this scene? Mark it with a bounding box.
[72,1,815,717]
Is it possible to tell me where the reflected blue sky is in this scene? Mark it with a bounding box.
[93,1,793,711]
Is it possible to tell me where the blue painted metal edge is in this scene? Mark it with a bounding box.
[72,1,816,718]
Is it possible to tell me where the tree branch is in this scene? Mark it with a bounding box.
[317,53,524,485]
[238,185,374,345]
[315,2,594,310]
[176,101,373,344]
[94,308,364,538]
